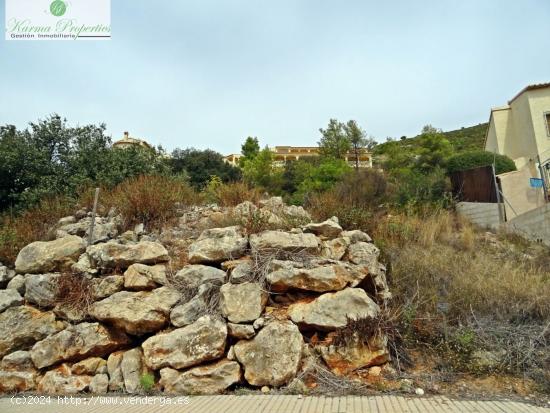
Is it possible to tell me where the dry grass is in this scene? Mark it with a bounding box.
[375,210,550,323]
[0,196,75,265]
[54,272,95,314]
[80,175,200,232]
[208,182,262,207]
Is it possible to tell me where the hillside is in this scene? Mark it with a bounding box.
[375,122,489,156]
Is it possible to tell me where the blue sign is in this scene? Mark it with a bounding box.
[530,178,544,188]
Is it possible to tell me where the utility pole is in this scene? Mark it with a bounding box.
[88,188,100,246]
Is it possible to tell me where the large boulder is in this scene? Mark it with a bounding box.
[249,231,319,253]
[106,351,125,391]
[86,241,169,270]
[142,315,227,370]
[320,237,351,261]
[318,333,390,375]
[188,226,248,264]
[90,373,109,394]
[37,364,93,394]
[0,289,23,313]
[171,265,226,290]
[0,306,65,357]
[159,359,241,394]
[30,322,129,369]
[219,282,267,323]
[288,288,380,330]
[7,274,26,295]
[24,273,60,308]
[266,260,368,293]
[304,217,343,239]
[124,263,168,290]
[1,350,35,371]
[90,287,181,335]
[15,235,86,274]
[234,320,303,387]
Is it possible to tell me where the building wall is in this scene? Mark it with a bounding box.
[504,203,550,246]
[456,202,502,230]
[528,88,550,162]
[498,167,545,219]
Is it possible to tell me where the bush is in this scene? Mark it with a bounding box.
[447,150,516,175]
[0,196,75,265]
[84,175,199,231]
[203,178,261,206]
[139,372,155,393]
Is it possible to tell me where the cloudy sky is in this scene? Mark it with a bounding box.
[1,0,549,153]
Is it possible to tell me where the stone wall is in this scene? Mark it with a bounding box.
[0,197,391,395]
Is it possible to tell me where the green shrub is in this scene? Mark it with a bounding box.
[139,372,155,392]
[447,150,516,175]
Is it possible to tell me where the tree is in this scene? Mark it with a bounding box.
[242,147,282,193]
[318,119,351,159]
[170,148,241,189]
[240,136,260,166]
[344,120,368,170]
[415,129,453,173]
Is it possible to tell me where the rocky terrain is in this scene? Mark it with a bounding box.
[0,197,391,395]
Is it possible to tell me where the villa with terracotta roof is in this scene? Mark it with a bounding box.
[485,83,550,177]
[224,146,373,168]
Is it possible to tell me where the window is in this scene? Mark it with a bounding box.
[546,112,550,137]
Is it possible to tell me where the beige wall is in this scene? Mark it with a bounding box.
[485,87,550,172]
[498,167,545,219]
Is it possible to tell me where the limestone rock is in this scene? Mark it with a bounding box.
[38,364,92,394]
[107,351,124,391]
[227,323,255,339]
[7,274,26,295]
[304,217,343,239]
[1,350,35,371]
[288,288,380,330]
[249,231,319,253]
[172,265,226,290]
[15,235,86,274]
[91,275,124,300]
[320,237,351,261]
[234,320,303,387]
[318,334,389,375]
[0,289,23,313]
[71,253,98,276]
[90,373,109,394]
[30,322,129,369]
[121,348,148,394]
[267,260,368,293]
[86,241,169,270]
[71,357,107,375]
[342,230,372,243]
[0,265,16,285]
[90,287,180,335]
[142,315,227,370]
[220,282,267,323]
[170,295,205,328]
[124,263,167,290]
[24,273,59,308]
[346,242,380,270]
[188,226,248,264]
[229,261,253,284]
[0,306,65,357]
[0,371,37,392]
[160,359,240,395]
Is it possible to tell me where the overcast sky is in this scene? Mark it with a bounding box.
[1,0,549,154]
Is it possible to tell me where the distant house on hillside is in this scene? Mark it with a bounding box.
[224,146,373,168]
[113,131,152,150]
[485,83,550,177]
